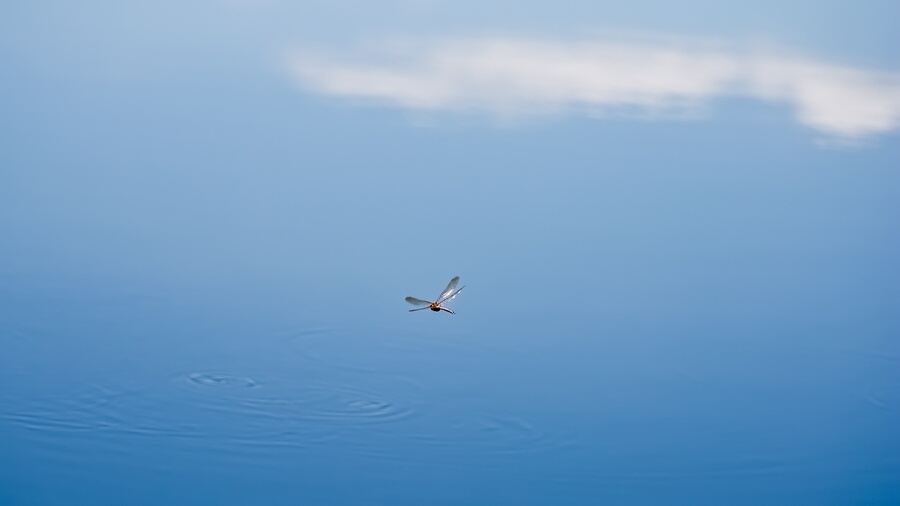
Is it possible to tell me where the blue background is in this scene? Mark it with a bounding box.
[2,1,898,504]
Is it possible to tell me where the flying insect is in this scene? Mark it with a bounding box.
[405,276,465,314]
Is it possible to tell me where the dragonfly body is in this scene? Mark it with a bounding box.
[406,276,464,314]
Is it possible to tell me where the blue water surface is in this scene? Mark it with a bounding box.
[1,264,897,505]
[1,36,899,504]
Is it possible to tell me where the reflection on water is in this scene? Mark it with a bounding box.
[0,290,897,505]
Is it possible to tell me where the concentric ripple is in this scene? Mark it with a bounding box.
[411,411,570,457]
[172,371,418,430]
[280,383,414,424]
[3,383,203,439]
[4,369,419,452]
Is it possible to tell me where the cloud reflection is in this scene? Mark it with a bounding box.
[287,37,900,140]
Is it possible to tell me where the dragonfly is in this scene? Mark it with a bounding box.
[405,276,465,314]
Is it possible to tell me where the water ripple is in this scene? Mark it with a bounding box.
[412,411,570,456]
[5,371,420,451]
[244,383,415,425]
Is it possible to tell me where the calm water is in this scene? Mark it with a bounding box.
[1,272,897,505]
[3,1,900,503]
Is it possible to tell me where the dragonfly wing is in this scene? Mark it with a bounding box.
[437,285,465,304]
[436,276,460,302]
[405,296,432,307]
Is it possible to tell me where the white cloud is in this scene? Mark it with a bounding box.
[746,57,900,139]
[287,37,900,140]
